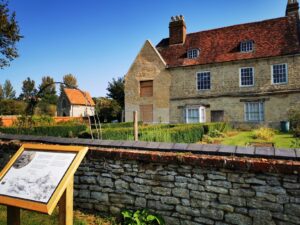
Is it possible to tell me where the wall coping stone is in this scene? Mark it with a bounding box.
[0,133,299,161]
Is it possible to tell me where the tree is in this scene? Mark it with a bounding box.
[38,76,57,104]
[0,99,26,115]
[3,79,15,99]
[0,0,22,68]
[0,84,3,99]
[106,77,124,108]
[95,97,121,122]
[20,77,37,100]
[60,74,78,92]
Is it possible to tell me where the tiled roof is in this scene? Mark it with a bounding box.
[156,16,300,67]
[64,88,95,106]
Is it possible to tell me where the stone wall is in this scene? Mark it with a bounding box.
[74,150,300,225]
[0,137,300,225]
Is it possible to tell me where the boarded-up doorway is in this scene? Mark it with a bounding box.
[140,105,153,123]
[211,110,224,122]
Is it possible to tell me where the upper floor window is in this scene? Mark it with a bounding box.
[240,40,254,53]
[197,71,211,90]
[140,80,153,97]
[240,67,254,87]
[187,49,200,59]
[272,64,288,84]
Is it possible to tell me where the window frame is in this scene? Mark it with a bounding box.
[187,49,200,59]
[271,63,288,85]
[185,106,206,124]
[240,40,254,53]
[244,101,265,122]
[239,67,255,87]
[140,80,153,97]
[196,71,211,91]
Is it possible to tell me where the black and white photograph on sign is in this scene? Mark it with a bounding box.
[0,150,76,203]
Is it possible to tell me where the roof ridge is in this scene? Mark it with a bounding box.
[186,16,288,36]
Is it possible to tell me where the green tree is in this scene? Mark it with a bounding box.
[0,84,3,99]
[95,97,121,122]
[0,0,22,68]
[38,76,57,104]
[60,74,78,93]
[20,77,37,100]
[3,79,15,99]
[0,99,26,115]
[106,77,124,108]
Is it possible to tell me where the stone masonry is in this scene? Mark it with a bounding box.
[74,156,300,225]
[0,137,300,225]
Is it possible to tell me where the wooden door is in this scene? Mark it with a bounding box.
[140,105,153,123]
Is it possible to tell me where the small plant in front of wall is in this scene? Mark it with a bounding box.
[121,209,165,225]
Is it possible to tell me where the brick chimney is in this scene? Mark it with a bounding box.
[286,0,299,17]
[169,15,186,45]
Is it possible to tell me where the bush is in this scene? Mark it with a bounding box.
[288,109,300,137]
[121,209,165,225]
[252,127,275,141]
[13,115,55,128]
[0,124,87,138]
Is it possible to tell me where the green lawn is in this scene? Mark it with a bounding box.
[221,131,295,148]
[0,206,118,225]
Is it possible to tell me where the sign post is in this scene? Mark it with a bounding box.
[0,144,88,225]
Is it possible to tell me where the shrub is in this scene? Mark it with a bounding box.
[0,124,87,138]
[14,115,55,128]
[121,209,165,225]
[253,127,275,141]
[288,108,300,137]
[291,138,300,148]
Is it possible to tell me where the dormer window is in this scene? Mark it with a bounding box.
[240,40,254,53]
[187,49,200,59]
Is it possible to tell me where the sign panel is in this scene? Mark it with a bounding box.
[0,144,88,214]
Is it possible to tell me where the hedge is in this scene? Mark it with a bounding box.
[0,124,87,138]
[79,122,229,144]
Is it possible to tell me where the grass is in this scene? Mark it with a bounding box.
[0,206,118,225]
[221,131,296,148]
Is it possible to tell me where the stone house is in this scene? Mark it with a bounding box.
[57,88,95,117]
[125,0,300,127]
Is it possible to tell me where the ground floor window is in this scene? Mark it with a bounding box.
[185,106,206,123]
[211,110,224,122]
[244,102,264,122]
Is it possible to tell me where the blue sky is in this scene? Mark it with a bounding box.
[0,0,287,97]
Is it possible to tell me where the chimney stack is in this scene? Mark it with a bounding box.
[169,15,186,45]
[286,0,299,17]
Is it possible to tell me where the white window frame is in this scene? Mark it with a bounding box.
[196,71,211,91]
[244,102,264,122]
[239,67,255,87]
[187,49,200,59]
[185,106,206,124]
[271,63,288,85]
[240,40,254,53]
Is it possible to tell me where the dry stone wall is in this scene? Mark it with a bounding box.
[0,136,300,225]
[74,156,300,225]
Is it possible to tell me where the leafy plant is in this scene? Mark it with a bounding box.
[291,138,300,148]
[121,209,165,225]
[252,127,275,141]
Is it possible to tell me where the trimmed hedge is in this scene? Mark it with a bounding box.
[0,124,87,138]
[79,122,229,144]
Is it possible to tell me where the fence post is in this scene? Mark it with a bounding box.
[133,111,138,141]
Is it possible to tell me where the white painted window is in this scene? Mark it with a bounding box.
[197,72,211,90]
[244,102,264,122]
[240,40,254,52]
[240,67,254,87]
[187,49,200,59]
[185,106,206,124]
[272,64,288,84]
